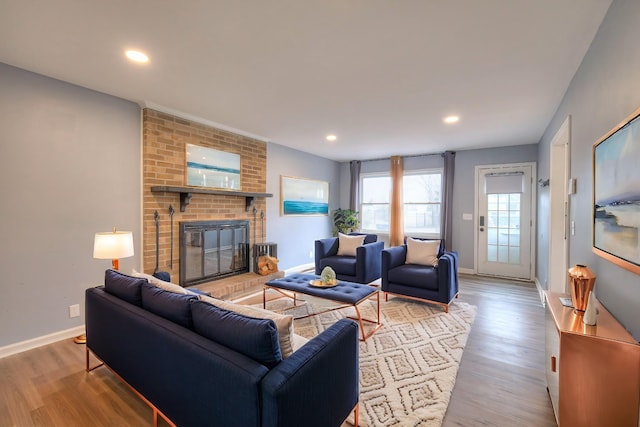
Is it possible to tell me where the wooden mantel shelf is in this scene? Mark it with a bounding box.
[150,186,273,212]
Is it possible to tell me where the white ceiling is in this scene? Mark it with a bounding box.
[0,1,611,162]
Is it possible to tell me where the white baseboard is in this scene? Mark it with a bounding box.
[285,263,314,275]
[459,267,475,275]
[0,325,86,359]
[534,277,546,305]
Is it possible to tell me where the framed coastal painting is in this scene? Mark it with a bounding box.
[592,106,640,275]
[280,176,329,216]
[186,143,241,190]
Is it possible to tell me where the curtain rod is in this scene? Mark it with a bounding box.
[359,151,448,163]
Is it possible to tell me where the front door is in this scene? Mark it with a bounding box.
[476,163,535,280]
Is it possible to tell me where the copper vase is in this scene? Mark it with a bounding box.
[568,264,596,312]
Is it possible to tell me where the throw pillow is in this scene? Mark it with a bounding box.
[132,269,195,295]
[141,282,198,329]
[337,233,365,256]
[104,269,147,306]
[406,238,440,267]
[199,295,295,358]
[191,300,282,368]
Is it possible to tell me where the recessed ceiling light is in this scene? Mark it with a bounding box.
[125,49,149,63]
[326,134,337,141]
[443,116,459,124]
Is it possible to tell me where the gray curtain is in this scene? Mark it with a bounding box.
[349,160,361,211]
[441,151,455,251]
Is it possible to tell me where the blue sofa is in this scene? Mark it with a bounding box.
[86,270,359,427]
[315,233,383,284]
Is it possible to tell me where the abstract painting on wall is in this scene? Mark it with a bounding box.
[593,107,640,275]
[280,176,329,216]
[186,144,241,190]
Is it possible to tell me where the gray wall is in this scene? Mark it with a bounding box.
[0,63,141,347]
[452,145,538,269]
[537,0,640,338]
[266,143,341,270]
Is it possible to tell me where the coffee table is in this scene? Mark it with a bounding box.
[263,273,382,341]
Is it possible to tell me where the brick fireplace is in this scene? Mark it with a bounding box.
[142,109,269,287]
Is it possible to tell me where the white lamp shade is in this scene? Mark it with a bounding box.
[93,231,134,260]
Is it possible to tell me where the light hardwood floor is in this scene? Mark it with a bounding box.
[0,275,557,426]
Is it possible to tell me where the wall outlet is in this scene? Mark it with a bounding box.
[69,304,80,318]
[309,250,313,259]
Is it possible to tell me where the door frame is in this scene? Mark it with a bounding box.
[548,117,571,293]
[474,162,537,280]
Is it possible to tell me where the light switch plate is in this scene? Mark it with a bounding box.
[462,213,473,221]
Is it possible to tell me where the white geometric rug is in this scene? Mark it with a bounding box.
[266,297,477,427]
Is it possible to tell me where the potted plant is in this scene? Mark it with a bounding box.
[332,208,360,236]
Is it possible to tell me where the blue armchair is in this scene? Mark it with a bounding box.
[381,239,459,312]
[315,233,383,284]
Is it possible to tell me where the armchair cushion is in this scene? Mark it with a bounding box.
[406,238,440,267]
[319,256,356,276]
[387,264,439,291]
[337,233,365,256]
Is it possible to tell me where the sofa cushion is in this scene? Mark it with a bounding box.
[388,264,439,291]
[406,238,440,267]
[191,300,282,368]
[104,269,146,306]
[198,295,295,358]
[132,269,198,295]
[141,282,198,329]
[319,256,356,276]
[337,233,365,256]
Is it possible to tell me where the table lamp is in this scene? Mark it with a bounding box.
[93,227,135,270]
[74,227,134,344]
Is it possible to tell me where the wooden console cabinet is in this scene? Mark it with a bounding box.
[545,291,640,426]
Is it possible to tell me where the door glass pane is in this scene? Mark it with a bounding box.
[487,244,497,262]
[488,194,498,210]
[487,228,498,245]
[486,192,522,265]
[498,245,509,263]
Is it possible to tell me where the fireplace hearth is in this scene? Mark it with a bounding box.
[179,220,250,287]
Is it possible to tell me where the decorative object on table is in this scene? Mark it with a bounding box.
[75,227,135,344]
[280,175,329,216]
[592,106,640,275]
[582,290,597,325]
[257,254,279,275]
[320,266,337,285]
[168,204,175,269]
[568,264,596,312]
[332,208,359,235]
[185,143,241,190]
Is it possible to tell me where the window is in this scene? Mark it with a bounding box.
[360,169,442,235]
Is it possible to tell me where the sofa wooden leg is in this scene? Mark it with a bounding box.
[353,403,359,427]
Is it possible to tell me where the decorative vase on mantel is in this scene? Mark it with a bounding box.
[568,264,596,313]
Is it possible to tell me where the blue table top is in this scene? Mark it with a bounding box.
[265,273,377,305]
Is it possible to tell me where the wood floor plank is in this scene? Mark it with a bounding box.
[0,274,556,426]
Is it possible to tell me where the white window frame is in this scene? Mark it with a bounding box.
[359,168,443,239]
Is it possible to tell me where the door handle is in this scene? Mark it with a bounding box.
[479,215,485,232]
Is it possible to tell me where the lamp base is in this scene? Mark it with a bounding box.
[73,334,86,344]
